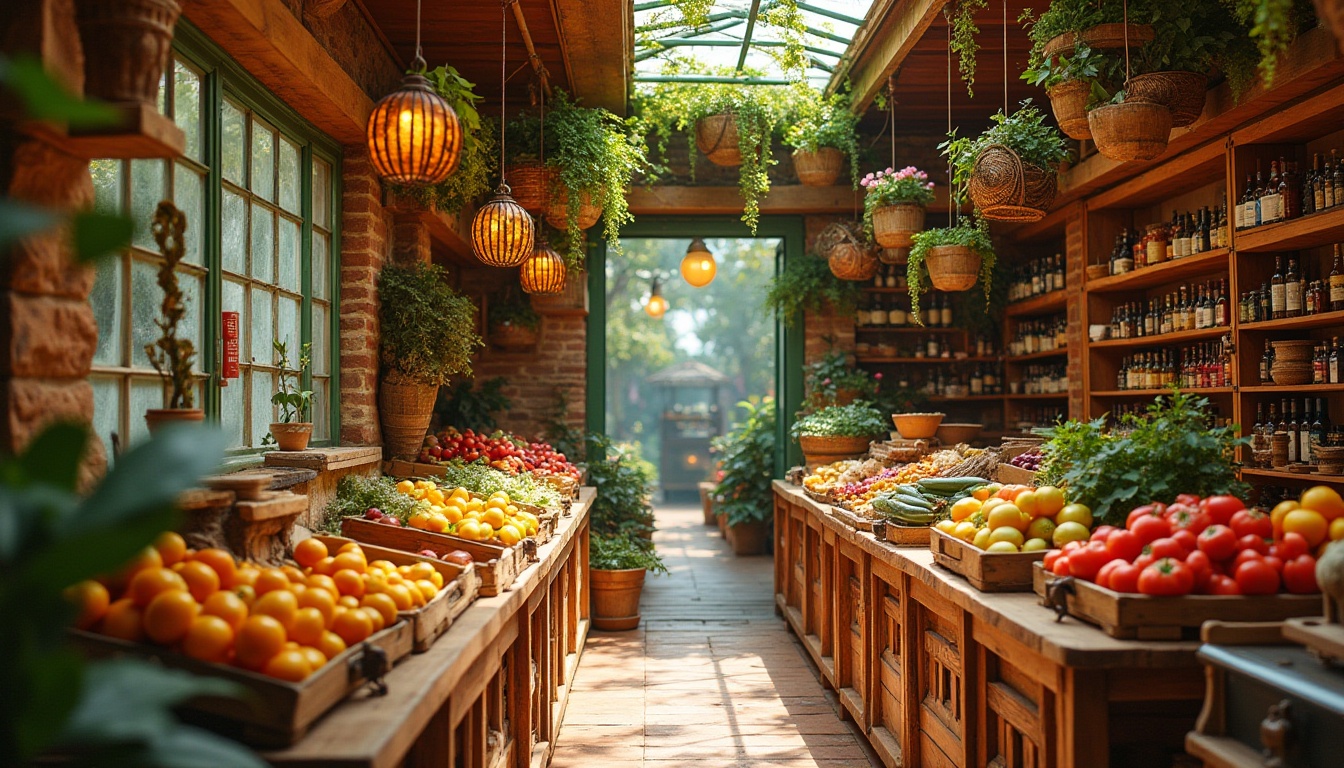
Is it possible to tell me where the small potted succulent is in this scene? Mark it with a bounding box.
[790,401,889,466]
[1021,43,1121,139]
[269,339,315,451]
[488,288,542,351]
[941,101,1069,222]
[711,399,776,555]
[143,201,203,433]
[783,90,860,187]
[907,218,996,321]
[862,166,936,248]
[589,533,668,630]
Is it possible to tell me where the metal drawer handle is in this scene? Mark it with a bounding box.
[1260,698,1291,768]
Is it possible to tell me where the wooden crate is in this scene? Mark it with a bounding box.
[341,517,524,597]
[882,522,932,547]
[929,526,1044,592]
[994,463,1038,486]
[312,536,478,652]
[1031,563,1321,640]
[829,504,877,532]
[383,458,446,478]
[70,619,413,748]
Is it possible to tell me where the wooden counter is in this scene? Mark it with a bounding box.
[266,489,593,768]
[773,481,1205,768]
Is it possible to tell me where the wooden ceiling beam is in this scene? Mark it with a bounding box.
[847,0,949,113]
[626,184,959,215]
[551,0,632,115]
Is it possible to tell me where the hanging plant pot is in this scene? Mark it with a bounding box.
[695,112,742,167]
[967,144,1057,222]
[828,243,879,281]
[269,422,314,452]
[1046,79,1093,140]
[870,203,926,248]
[505,162,552,213]
[878,247,909,266]
[543,188,602,231]
[1042,23,1155,58]
[925,245,982,292]
[74,0,182,106]
[1089,101,1173,162]
[792,147,844,186]
[1125,72,1209,128]
[490,321,539,351]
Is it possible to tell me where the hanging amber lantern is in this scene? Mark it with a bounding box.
[680,237,717,288]
[471,185,535,267]
[644,277,669,319]
[520,243,567,294]
[366,70,461,184]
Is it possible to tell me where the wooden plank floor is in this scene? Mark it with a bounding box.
[551,504,878,767]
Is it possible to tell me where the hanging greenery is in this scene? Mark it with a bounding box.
[782,88,862,188]
[951,0,989,96]
[1222,0,1317,85]
[940,101,1070,210]
[906,219,996,323]
[763,252,862,324]
[391,65,496,215]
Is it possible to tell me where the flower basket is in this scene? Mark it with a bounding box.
[544,188,602,231]
[1089,101,1172,162]
[379,376,439,460]
[695,112,742,167]
[1047,80,1092,140]
[828,242,879,281]
[490,322,539,351]
[505,162,552,213]
[871,203,926,248]
[1043,23,1155,58]
[878,247,909,265]
[792,147,844,186]
[967,144,1056,222]
[74,0,181,106]
[797,434,875,457]
[925,245,981,292]
[1125,72,1208,128]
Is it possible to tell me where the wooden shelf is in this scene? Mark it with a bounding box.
[1005,291,1067,317]
[1084,249,1231,294]
[1089,326,1229,349]
[1004,348,1067,362]
[1091,387,1234,397]
[855,326,964,334]
[1240,383,1344,393]
[1234,205,1344,253]
[1005,392,1069,400]
[1239,308,1344,332]
[927,394,1006,403]
[856,356,999,365]
[1241,467,1344,484]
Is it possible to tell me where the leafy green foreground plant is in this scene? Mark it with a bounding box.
[324,474,420,532]
[584,433,656,538]
[790,401,888,440]
[763,253,862,326]
[589,533,668,573]
[906,219,996,323]
[1035,389,1250,526]
[712,399,777,527]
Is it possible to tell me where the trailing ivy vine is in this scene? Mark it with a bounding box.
[783,88,862,188]
[951,0,988,97]
[763,252,862,325]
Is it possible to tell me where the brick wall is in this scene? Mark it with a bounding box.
[802,214,856,365]
[1065,206,1086,420]
[338,149,394,445]
[278,0,403,100]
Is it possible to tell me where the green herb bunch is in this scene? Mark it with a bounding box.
[940,101,1069,212]
[783,89,861,187]
[712,398,777,526]
[324,475,421,531]
[790,401,888,440]
[584,433,656,538]
[1035,389,1249,526]
[860,165,935,241]
[906,218,996,323]
[378,262,481,386]
[590,533,669,573]
[391,65,496,215]
[763,253,862,326]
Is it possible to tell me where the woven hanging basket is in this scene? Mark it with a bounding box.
[967,144,1057,222]
[878,247,909,266]
[544,188,602,231]
[1089,101,1172,162]
[828,243,879,281]
[1047,79,1092,140]
[925,245,981,292]
[378,375,439,459]
[505,162,552,213]
[1125,72,1209,128]
[1042,23,1155,58]
[793,147,844,186]
[871,203,926,247]
[490,322,540,351]
[695,113,743,167]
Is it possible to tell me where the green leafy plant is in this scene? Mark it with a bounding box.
[906,219,996,322]
[951,0,989,96]
[1020,0,1124,68]
[803,350,878,409]
[488,287,541,331]
[584,433,656,538]
[391,65,496,215]
[783,89,862,187]
[271,339,313,423]
[763,254,862,326]
[941,101,1069,212]
[377,261,481,386]
[324,474,420,531]
[712,398,777,526]
[1036,389,1250,525]
[143,202,196,410]
[1223,0,1316,85]
[1021,43,1121,90]
[860,165,935,241]
[436,377,511,432]
[589,533,668,573]
[790,401,888,440]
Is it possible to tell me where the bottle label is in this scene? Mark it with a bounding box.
[1114,256,1133,274]
[1288,285,1303,313]
[1235,203,1245,230]
[1272,284,1286,311]
[1262,194,1283,223]
[1331,275,1344,304]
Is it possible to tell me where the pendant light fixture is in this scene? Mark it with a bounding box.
[680,237,717,288]
[365,0,461,184]
[471,0,535,267]
[520,235,567,295]
[644,277,669,319]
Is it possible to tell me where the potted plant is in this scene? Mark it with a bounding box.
[907,218,996,320]
[377,262,480,459]
[74,0,182,106]
[763,254,863,326]
[712,399,777,555]
[942,101,1069,222]
[1126,4,1252,126]
[1088,87,1173,161]
[790,401,888,466]
[783,90,860,187]
[589,533,668,630]
[861,166,936,248]
[816,220,878,282]
[391,64,496,215]
[585,433,657,539]
[488,287,542,350]
[143,202,202,432]
[803,351,877,410]
[269,339,315,451]
[1022,0,1155,62]
[1021,43,1122,139]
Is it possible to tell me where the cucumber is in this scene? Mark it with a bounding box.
[891,491,934,509]
[886,505,939,525]
[917,476,988,494]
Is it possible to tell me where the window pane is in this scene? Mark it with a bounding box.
[92,375,121,461]
[222,190,246,274]
[311,301,329,375]
[250,289,272,365]
[312,231,329,300]
[92,256,123,366]
[130,377,163,445]
[173,60,201,162]
[251,370,274,446]
[91,159,122,213]
[221,371,246,449]
[130,160,164,250]
[179,270,202,371]
[223,278,246,361]
[277,294,300,353]
[279,138,300,213]
[312,158,331,229]
[251,119,275,200]
[312,378,328,440]
[157,73,167,115]
[173,163,203,265]
[130,258,160,369]
[249,204,274,282]
[278,217,300,292]
[222,100,245,185]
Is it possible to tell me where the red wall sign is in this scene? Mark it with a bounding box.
[221,311,240,380]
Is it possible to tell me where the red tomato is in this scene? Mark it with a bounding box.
[1171,529,1198,555]
[1185,550,1213,593]
[1237,534,1270,556]
[1175,493,1202,506]
[1197,524,1238,561]
[1137,558,1195,596]
[1272,532,1310,561]
[1132,552,1156,572]
[1127,503,1168,529]
[1201,495,1246,525]
[1091,525,1117,543]
[1208,574,1241,595]
[1263,555,1284,573]
[1131,515,1172,545]
[1043,549,1064,571]
[1107,562,1142,593]
[1052,555,1072,577]
[1068,542,1113,582]
[1230,509,1273,540]
[1061,540,1084,554]
[1166,506,1211,535]
[1105,529,1143,563]
[1148,537,1185,560]
[1095,560,1123,590]
[1282,555,1320,594]
[1234,559,1280,595]
[1233,549,1264,571]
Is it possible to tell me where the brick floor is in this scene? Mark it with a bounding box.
[551,504,878,767]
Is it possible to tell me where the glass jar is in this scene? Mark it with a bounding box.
[1145,223,1168,265]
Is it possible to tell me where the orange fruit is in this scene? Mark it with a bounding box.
[298,646,327,671]
[201,590,248,631]
[64,580,110,630]
[482,508,506,529]
[182,615,235,664]
[306,574,338,594]
[414,579,439,603]
[263,649,313,682]
[310,556,337,576]
[233,566,258,588]
[1271,500,1300,540]
[128,567,189,608]
[384,584,414,612]
[143,589,199,645]
[254,568,291,596]
[235,615,287,670]
[192,549,237,589]
[233,584,257,608]
[107,546,163,592]
[332,569,365,598]
[337,595,360,610]
[280,565,307,585]
[176,560,221,603]
[297,587,337,624]
[99,598,145,642]
[331,551,367,574]
[252,589,298,631]
[317,630,347,660]
[360,606,386,632]
[1301,486,1344,521]
[293,538,329,568]
[331,606,373,646]
[361,592,399,627]
[336,542,363,555]
[289,583,308,597]
[153,531,188,566]
[289,607,327,646]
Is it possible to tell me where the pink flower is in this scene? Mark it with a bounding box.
[874,372,884,381]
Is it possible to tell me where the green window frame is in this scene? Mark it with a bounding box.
[89,21,342,460]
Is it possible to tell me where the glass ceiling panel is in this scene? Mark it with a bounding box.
[633,1,875,90]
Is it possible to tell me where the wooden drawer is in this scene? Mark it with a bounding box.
[835,540,868,727]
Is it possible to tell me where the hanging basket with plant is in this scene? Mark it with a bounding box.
[505,160,551,213]
[783,89,861,187]
[1121,4,1241,127]
[1022,43,1122,140]
[488,287,542,350]
[391,65,497,216]
[1021,0,1154,62]
[907,219,996,321]
[696,112,744,167]
[1088,94,1173,161]
[942,101,1068,223]
[816,220,879,282]
[763,254,862,326]
[861,166,935,248]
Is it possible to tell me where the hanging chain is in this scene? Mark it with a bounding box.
[1002,0,1008,114]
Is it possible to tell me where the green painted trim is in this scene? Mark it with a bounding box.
[585,237,607,436]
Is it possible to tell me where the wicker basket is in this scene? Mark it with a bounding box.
[828,242,879,281]
[871,203,926,247]
[878,247,909,265]
[1089,101,1172,162]
[967,145,1056,222]
[793,147,844,186]
[798,434,875,457]
[379,376,439,460]
[924,245,982,292]
[544,188,602,231]
[695,113,742,167]
[505,162,552,213]
[1125,72,1208,128]
[1086,264,1111,281]
[1043,23,1155,58]
[490,322,539,351]
[1047,79,1092,140]
[1272,340,1317,362]
[891,413,945,439]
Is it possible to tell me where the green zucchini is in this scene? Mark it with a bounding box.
[917,476,988,494]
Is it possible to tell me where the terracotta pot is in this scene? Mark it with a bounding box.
[544,187,602,231]
[695,113,742,167]
[1089,101,1172,162]
[924,245,982,292]
[793,147,844,186]
[378,376,438,460]
[728,519,769,556]
[74,0,182,106]
[144,408,204,433]
[490,322,539,350]
[1042,23,1155,58]
[270,422,313,451]
[716,510,728,535]
[1047,79,1092,140]
[1125,72,1209,128]
[590,568,646,631]
[870,203,926,248]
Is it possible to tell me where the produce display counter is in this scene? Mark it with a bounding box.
[265,488,594,768]
[773,482,1205,768]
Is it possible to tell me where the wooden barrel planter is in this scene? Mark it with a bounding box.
[505,162,551,213]
[967,144,1057,222]
[544,188,602,231]
[1047,79,1092,140]
[490,322,539,351]
[379,376,439,460]
[695,112,742,167]
[1042,23,1155,58]
[1089,101,1173,161]
[870,203,926,247]
[74,0,182,106]
[1125,72,1208,127]
[792,147,844,186]
[925,245,982,292]
[590,568,646,631]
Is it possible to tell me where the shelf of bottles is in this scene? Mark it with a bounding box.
[999,244,1072,430]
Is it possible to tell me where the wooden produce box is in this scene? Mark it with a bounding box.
[929,526,1043,592]
[880,521,931,547]
[383,458,446,478]
[994,462,1037,486]
[341,517,525,597]
[828,504,876,532]
[1032,563,1320,640]
[312,535,478,653]
[70,618,413,748]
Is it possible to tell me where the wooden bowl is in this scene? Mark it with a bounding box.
[936,423,983,445]
[892,412,945,439]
